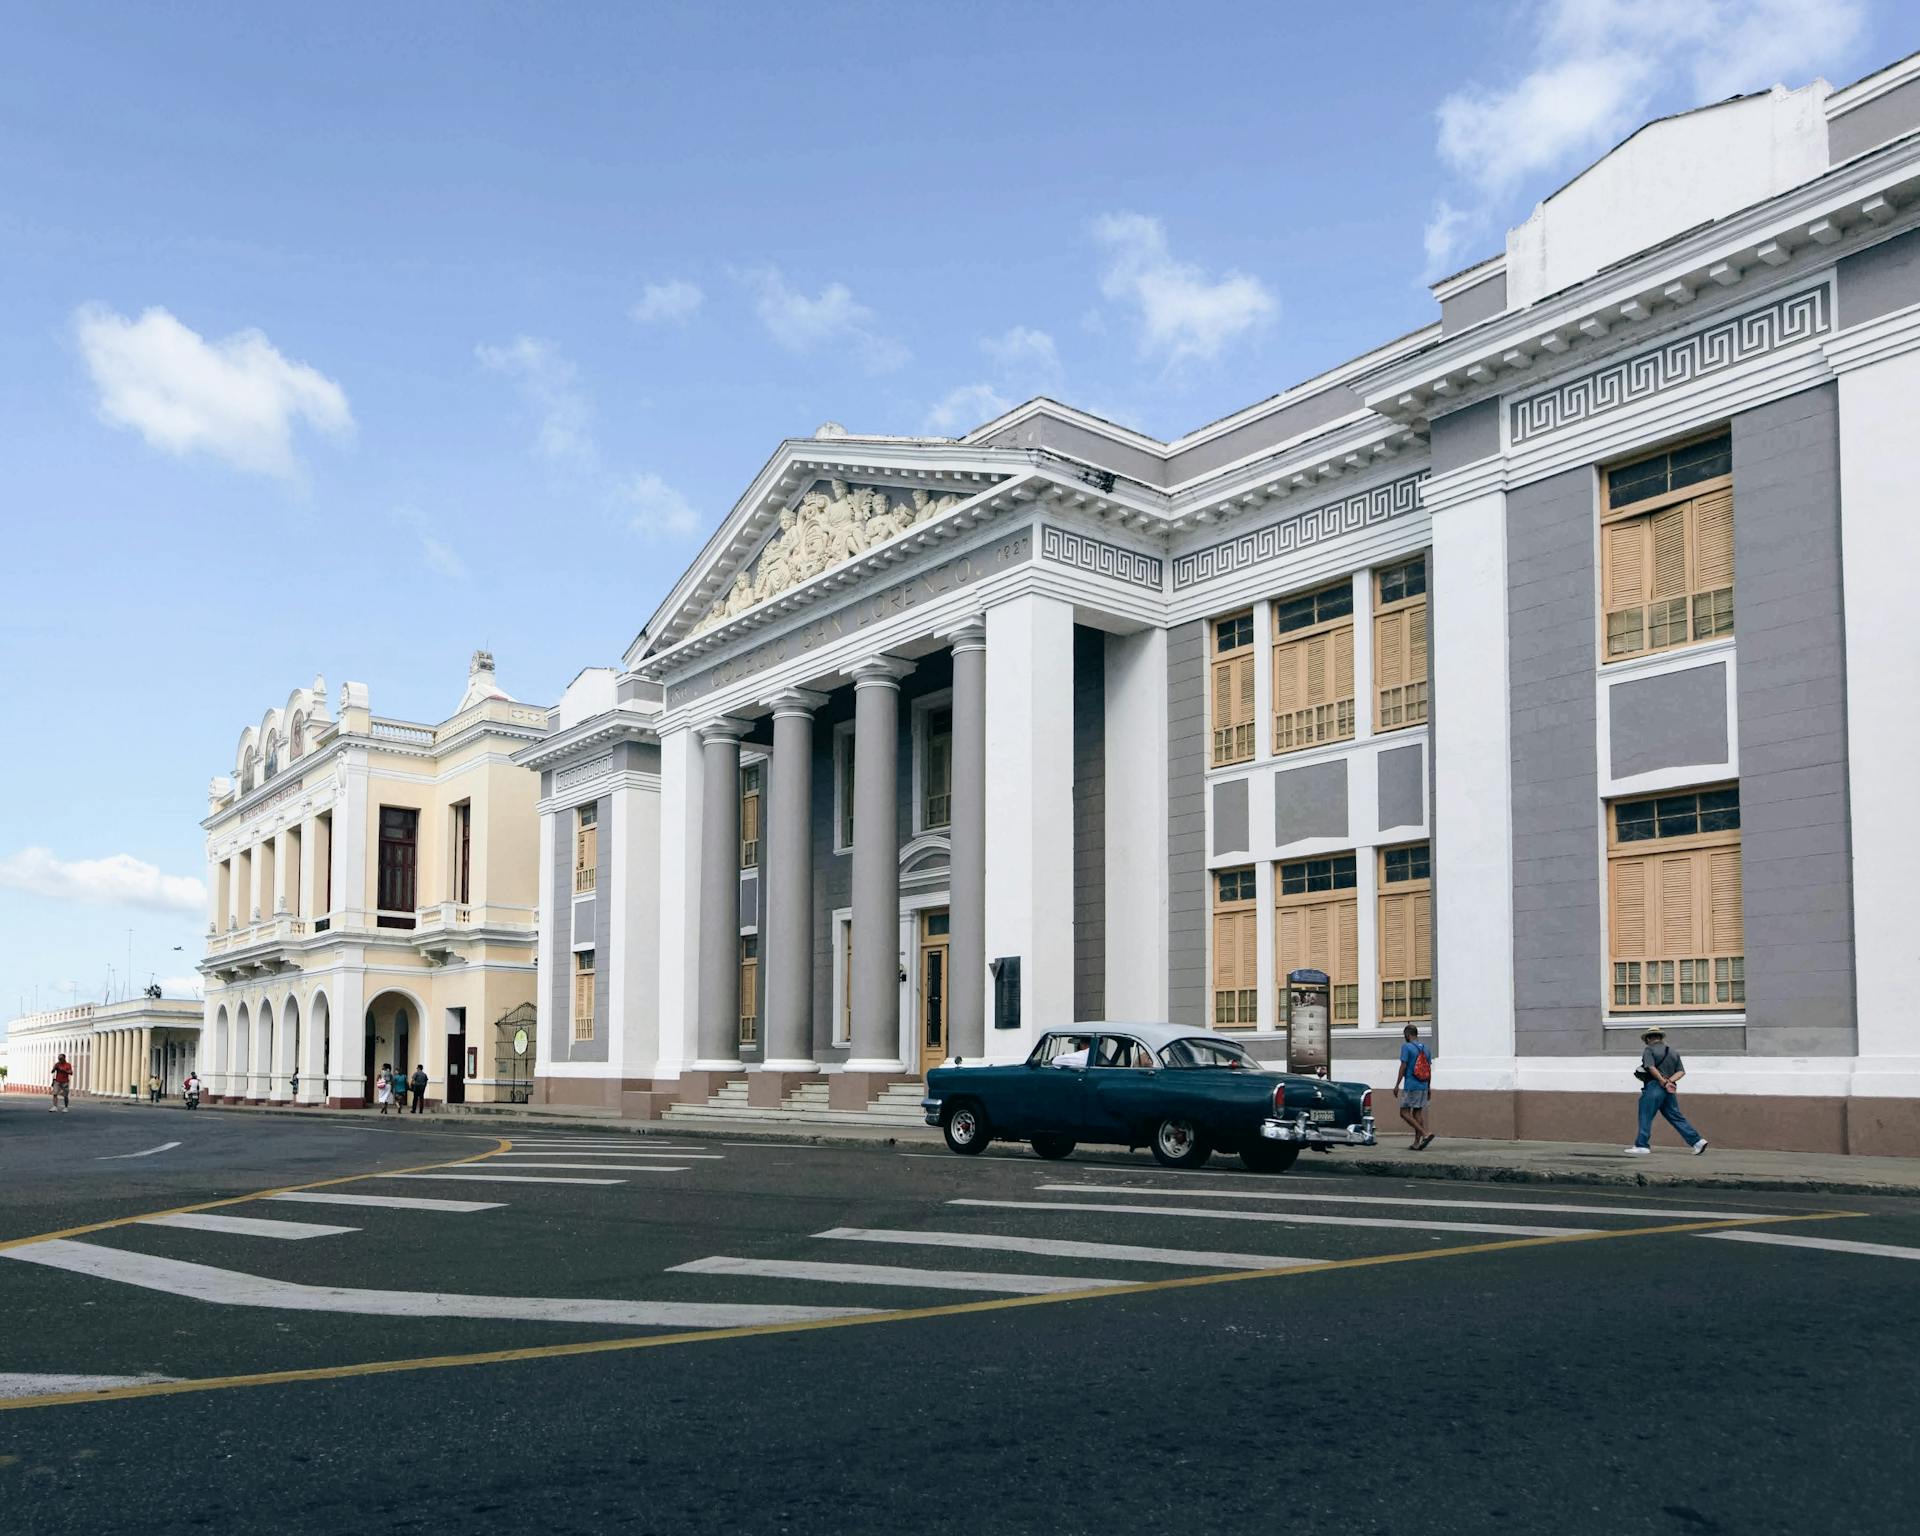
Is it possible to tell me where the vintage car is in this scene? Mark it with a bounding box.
[921,1022,1375,1172]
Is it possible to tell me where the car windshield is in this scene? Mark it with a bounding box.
[1158,1038,1262,1070]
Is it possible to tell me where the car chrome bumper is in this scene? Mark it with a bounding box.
[1259,1114,1375,1147]
[921,1096,942,1127]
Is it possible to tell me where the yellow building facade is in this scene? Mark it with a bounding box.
[199,653,547,1107]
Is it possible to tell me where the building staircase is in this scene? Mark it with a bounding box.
[663,1077,929,1127]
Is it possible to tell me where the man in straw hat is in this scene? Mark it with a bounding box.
[1624,1024,1708,1156]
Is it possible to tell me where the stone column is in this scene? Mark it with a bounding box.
[692,718,750,1073]
[141,1027,153,1096]
[846,656,914,1081]
[763,690,828,1075]
[946,620,988,1060]
[271,829,290,915]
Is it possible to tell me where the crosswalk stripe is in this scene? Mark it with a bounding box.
[488,1153,723,1162]
[377,1173,632,1186]
[815,1227,1313,1271]
[669,1256,1127,1295]
[480,1160,712,1170]
[1,1239,875,1327]
[262,1193,504,1213]
[137,1213,357,1240]
[1699,1231,1920,1261]
[499,1141,699,1149]
[1033,1183,1765,1221]
[951,1198,1594,1238]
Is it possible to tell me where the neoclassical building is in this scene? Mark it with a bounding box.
[1,997,202,1099]
[198,653,547,1107]
[527,58,1920,1152]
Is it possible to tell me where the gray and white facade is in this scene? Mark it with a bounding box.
[527,59,1920,1152]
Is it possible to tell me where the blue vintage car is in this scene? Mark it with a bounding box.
[922,1022,1376,1172]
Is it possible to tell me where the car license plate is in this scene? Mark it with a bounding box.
[1309,1108,1336,1124]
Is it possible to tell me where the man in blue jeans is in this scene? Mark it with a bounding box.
[1625,1025,1708,1156]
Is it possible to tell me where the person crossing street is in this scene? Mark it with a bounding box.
[49,1052,74,1112]
[1625,1025,1708,1156]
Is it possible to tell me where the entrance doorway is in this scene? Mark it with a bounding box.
[918,909,950,1076]
[445,1008,467,1105]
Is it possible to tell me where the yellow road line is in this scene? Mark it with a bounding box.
[0,1205,1859,1414]
[0,1137,514,1255]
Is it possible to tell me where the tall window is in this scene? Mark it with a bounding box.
[1374,557,1428,732]
[740,764,762,869]
[923,706,953,828]
[838,730,856,850]
[1608,786,1743,1011]
[376,807,418,927]
[1210,613,1255,767]
[1275,852,1358,1023]
[1272,581,1355,755]
[452,801,472,905]
[1211,867,1258,1028]
[838,921,854,1044]
[573,950,596,1042]
[574,803,598,894]
[1601,432,1733,662]
[1378,843,1432,1023]
[738,935,759,1046]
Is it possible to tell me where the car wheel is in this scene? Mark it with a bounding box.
[1150,1117,1211,1169]
[1240,1142,1300,1174]
[942,1101,991,1156]
[1030,1134,1077,1160]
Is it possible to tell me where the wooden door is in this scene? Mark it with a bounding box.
[446,1009,466,1104]
[919,910,950,1075]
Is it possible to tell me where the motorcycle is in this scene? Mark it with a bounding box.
[184,1085,201,1110]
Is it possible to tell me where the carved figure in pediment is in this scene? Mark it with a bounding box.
[752,506,799,601]
[723,571,754,618]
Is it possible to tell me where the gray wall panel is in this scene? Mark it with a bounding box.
[1440,269,1507,333]
[1072,626,1106,1022]
[1274,760,1348,843]
[1167,622,1207,1025]
[571,896,597,946]
[1829,77,1920,166]
[1507,467,1601,1055]
[1377,744,1424,831]
[1429,398,1500,475]
[547,809,571,1064]
[1211,778,1249,856]
[1608,663,1729,778]
[1732,384,1855,1056]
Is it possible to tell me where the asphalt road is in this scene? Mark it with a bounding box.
[2,1099,1916,1535]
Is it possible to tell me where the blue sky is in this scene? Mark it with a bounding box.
[0,0,1903,1024]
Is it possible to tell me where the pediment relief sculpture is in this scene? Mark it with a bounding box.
[692,479,967,633]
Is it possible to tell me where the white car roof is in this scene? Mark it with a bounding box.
[1041,1021,1251,1051]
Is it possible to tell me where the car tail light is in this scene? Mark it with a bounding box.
[1273,1083,1287,1115]
[1362,1090,1373,1112]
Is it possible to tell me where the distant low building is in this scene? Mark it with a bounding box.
[199,653,548,1107]
[2,998,203,1097]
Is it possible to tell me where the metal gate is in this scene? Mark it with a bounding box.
[493,1001,536,1104]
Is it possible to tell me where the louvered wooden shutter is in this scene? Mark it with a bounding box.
[1650,507,1688,600]
[573,963,595,1039]
[1694,488,1734,589]
[1609,858,1649,958]
[1412,891,1432,978]
[1708,847,1743,954]
[1605,521,1647,610]
[1273,639,1304,715]
[1658,855,1698,956]
[1275,906,1304,978]
[1305,634,1329,707]
[1376,611,1405,692]
[1408,603,1427,682]
[1335,900,1357,988]
[1333,624,1354,705]
[1379,893,1408,980]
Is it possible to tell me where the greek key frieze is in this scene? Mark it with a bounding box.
[1171,471,1427,591]
[1038,524,1163,590]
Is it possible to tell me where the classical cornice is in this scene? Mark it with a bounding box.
[511,706,658,773]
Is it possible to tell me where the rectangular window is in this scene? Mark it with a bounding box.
[1601,432,1734,663]
[1210,612,1255,767]
[923,707,953,828]
[451,801,472,905]
[738,936,759,1047]
[1607,786,1743,1012]
[1272,581,1356,755]
[838,920,854,1044]
[740,764,762,870]
[376,807,418,927]
[1373,557,1429,733]
[1275,852,1358,1024]
[574,803,598,894]
[1377,843,1432,1023]
[1211,866,1258,1028]
[838,730,856,850]
[572,950,595,1042]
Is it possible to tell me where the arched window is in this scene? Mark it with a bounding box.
[264,739,279,778]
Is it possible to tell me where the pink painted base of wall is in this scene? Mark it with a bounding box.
[1435,1091,1920,1157]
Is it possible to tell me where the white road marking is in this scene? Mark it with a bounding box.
[138,1213,358,1240]
[0,1373,181,1399]
[816,1227,1313,1271]
[1,1240,873,1327]
[951,1198,1594,1238]
[487,1154,724,1163]
[1700,1231,1920,1261]
[497,1141,699,1149]
[263,1192,504,1213]
[1034,1184,1766,1222]
[377,1173,634,1185]
[669,1256,1126,1295]
[95,1141,182,1161]
[723,1142,824,1150]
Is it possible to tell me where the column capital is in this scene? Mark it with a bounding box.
[944,615,988,655]
[763,687,830,719]
[696,715,754,743]
[849,654,915,691]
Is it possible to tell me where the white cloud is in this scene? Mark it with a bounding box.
[156,975,205,999]
[0,848,206,914]
[925,383,1013,436]
[475,336,597,467]
[740,267,908,374]
[615,472,702,538]
[980,325,1060,380]
[1422,201,1478,277]
[394,505,469,579]
[630,279,705,325]
[1091,213,1276,369]
[74,304,352,479]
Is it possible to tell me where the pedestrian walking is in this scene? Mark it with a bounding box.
[409,1064,428,1114]
[1393,1024,1435,1149]
[376,1063,394,1114]
[147,1072,161,1104]
[1624,1025,1708,1156]
[49,1052,74,1112]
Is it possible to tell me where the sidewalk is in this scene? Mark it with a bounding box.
[77,1096,1920,1198]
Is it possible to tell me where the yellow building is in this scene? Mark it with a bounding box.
[199,653,548,1107]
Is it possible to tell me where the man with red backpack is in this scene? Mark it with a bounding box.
[1393,1024,1435,1150]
